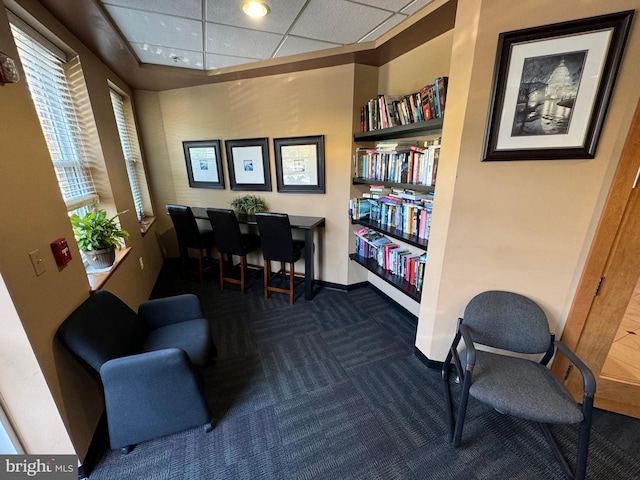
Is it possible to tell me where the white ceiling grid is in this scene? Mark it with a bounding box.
[100,0,435,71]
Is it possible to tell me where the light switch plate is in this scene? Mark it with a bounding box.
[29,249,46,276]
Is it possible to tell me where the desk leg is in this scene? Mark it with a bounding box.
[304,228,315,300]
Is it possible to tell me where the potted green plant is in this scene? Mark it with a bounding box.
[229,195,268,215]
[70,208,129,269]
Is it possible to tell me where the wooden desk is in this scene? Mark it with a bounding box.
[191,207,325,300]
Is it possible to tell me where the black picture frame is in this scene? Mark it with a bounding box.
[183,140,225,189]
[224,138,271,191]
[482,10,634,161]
[273,135,325,193]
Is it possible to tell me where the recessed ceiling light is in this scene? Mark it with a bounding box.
[242,1,269,18]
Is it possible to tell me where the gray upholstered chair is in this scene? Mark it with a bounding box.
[57,291,214,453]
[442,290,596,480]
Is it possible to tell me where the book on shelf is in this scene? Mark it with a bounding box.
[368,185,392,198]
[415,253,427,291]
[352,225,427,291]
[351,193,433,241]
[358,77,448,133]
[419,83,433,121]
[355,138,438,187]
[397,189,431,200]
[350,197,375,220]
[355,226,387,245]
[385,96,401,128]
[375,140,420,151]
[434,76,448,118]
[379,194,403,205]
[424,137,441,187]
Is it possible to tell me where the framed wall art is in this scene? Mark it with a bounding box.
[482,10,634,161]
[225,138,271,191]
[182,140,225,189]
[273,135,325,193]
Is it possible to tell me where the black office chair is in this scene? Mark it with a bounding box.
[254,212,306,304]
[442,290,596,480]
[206,208,262,294]
[167,204,215,283]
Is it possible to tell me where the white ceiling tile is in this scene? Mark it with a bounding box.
[275,36,342,58]
[101,0,203,20]
[205,0,307,34]
[97,0,437,71]
[291,0,392,44]
[131,43,204,69]
[205,53,255,70]
[206,23,283,59]
[105,6,203,51]
[400,0,435,15]
[359,13,408,42]
[352,0,414,11]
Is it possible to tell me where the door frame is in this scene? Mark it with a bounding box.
[552,99,640,416]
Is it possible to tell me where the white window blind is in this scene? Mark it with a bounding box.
[109,89,145,220]
[10,21,98,212]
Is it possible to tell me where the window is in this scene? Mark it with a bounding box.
[109,88,147,221]
[10,18,98,214]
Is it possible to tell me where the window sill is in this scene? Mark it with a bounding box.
[87,247,131,292]
[140,216,156,236]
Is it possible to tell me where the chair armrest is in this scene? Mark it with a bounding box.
[138,294,204,328]
[459,324,477,371]
[99,348,210,448]
[100,348,200,392]
[554,340,596,397]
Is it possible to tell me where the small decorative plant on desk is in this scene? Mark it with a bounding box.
[230,195,268,215]
[70,208,129,269]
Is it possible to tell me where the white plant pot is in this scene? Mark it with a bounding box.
[86,248,116,269]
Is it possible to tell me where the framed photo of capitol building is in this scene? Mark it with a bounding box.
[482,10,633,161]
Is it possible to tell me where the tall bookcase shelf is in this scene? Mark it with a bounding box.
[350,117,441,301]
[349,254,422,302]
[352,218,428,250]
[352,178,435,193]
[354,118,443,141]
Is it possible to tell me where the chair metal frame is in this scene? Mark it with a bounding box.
[442,291,596,480]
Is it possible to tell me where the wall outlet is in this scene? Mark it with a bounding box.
[29,249,46,276]
[139,256,144,270]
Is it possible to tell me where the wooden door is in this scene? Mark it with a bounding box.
[552,99,640,418]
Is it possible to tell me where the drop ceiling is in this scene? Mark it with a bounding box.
[99,0,435,71]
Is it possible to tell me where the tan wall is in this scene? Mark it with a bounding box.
[135,64,356,285]
[2,0,640,463]
[0,0,164,459]
[417,0,640,360]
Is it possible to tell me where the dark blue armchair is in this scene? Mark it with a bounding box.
[57,290,214,453]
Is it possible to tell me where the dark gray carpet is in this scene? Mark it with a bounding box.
[87,260,640,479]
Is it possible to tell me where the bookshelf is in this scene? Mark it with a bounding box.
[352,178,435,193]
[352,218,428,250]
[349,253,422,302]
[354,118,443,142]
[350,116,442,301]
